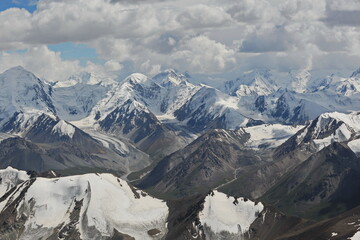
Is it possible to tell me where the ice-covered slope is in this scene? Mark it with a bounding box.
[290,69,311,93]
[314,68,360,97]
[348,138,360,155]
[224,69,277,97]
[87,73,159,123]
[0,170,168,240]
[0,66,56,128]
[174,86,251,132]
[152,69,200,116]
[250,86,360,125]
[53,83,109,121]
[67,71,198,158]
[53,71,116,88]
[235,67,360,125]
[242,124,304,149]
[0,109,56,134]
[82,70,199,125]
[0,166,29,197]
[199,190,264,238]
[295,112,360,151]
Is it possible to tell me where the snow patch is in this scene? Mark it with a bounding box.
[52,120,76,138]
[313,123,353,151]
[243,124,304,149]
[199,190,263,236]
[348,139,360,154]
[1,173,168,240]
[350,231,360,240]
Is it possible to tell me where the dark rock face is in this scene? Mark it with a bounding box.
[0,112,22,132]
[25,115,106,153]
[262,142,360,220]
[34,79,57,114]
[255,95,267,113]
[110,229,135,240]
[165,194,206,240]
[0,179,35,240]
[100,100,164,144]
[272,93,290,120]
[137,129,267,198]
[99,100,189,159]
[53,83,108,119]
[246,118,265,127]
[174,87,246,132]
[0,136,128,175]
[132,81,161,100]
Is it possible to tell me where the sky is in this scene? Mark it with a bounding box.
[0,0,360,82]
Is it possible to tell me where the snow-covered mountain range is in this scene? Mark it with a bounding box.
[1,65,360,175]
[1,65,360,239]
[2,66,360,135]
[0,167,270,240]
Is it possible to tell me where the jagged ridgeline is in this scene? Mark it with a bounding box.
[1,66,360,239]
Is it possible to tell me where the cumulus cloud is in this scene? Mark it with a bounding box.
[91,35,236,74]
[226,0,279,23]
[0,46,81,81]
[110,0,172,4]
[172,36,236,73]
[0,0,359,77]
[0,46,119,82]
[177,5,232,29]
[322,9,360,27]
[240,26,292,53]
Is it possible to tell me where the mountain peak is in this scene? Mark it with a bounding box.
[0,67,56,126]
[224,68,276,96]
[350,67,360,78]
[152,69,190,87]
[7,65,26,71]
[3,66,34,77]
[244,68,272,79]
[124,73,149,84]
[0,66,43,87]
[54,71,116,88]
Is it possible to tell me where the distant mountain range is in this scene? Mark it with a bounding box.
[1,66,360,239]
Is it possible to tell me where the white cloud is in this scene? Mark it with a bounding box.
[177,5,232,29]
[0,0,359,76]
[172,36,236,73]
[0,46,120,82]
[0,46,81,81]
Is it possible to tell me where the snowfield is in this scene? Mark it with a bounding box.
[243,124,304,149]
[0,166,29,197]
[295,111,360,151]
[348,139,360,155]
[52,120,76,138]
[199,190,264,237]
[350,231,360,240]
[0,169,168,240]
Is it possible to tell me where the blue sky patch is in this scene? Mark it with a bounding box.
[49,42,102,66]
[0,0,38,13]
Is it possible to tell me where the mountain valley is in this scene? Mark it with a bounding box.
[1,66,360,239]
